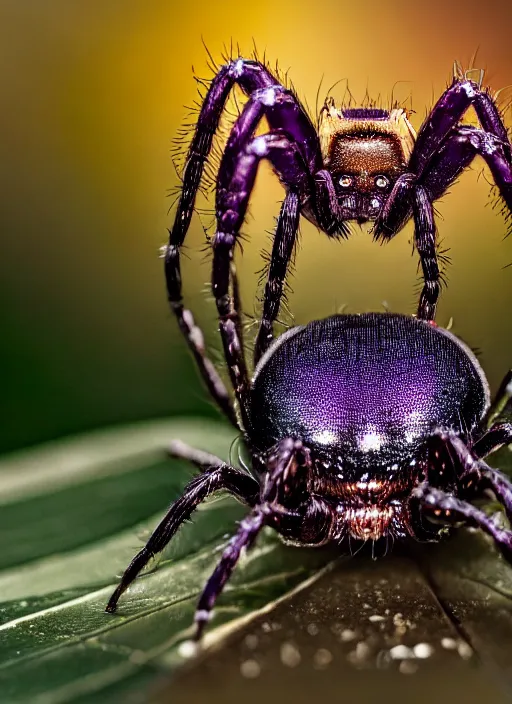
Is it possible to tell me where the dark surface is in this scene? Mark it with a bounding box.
[164,541,512,704]
[2,420,512,703]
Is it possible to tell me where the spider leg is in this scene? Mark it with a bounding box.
[193,438,333,639]
[214,83,321,368]
[212,132,311,428]
[414,483,512,561]
[166,439,246,471]
[409,77,511,178]
[313,169,350,237]
[254,163,356,362]
[374,174,440,321]
[473,423,512,458]
[377,79,512,319]
[419,126,512,218]
[378,120,512,321]
[231,260,245,355]
[166,59,321,426]
[412,185,439,321]
[373,173,415,240]
[165,61,274,426]
[430,430,512,524]
[193,505,266,640]
[165,294,237,426]
[170,60,280,250]
[105,448,259,614]
[254,191,301,364]
[217,83,320,194]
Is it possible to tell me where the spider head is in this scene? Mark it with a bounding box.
[319,106,416,222]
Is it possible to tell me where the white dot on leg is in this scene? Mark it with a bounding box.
[249,136,268,157]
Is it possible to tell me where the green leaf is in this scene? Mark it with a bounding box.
[3,423,512,703]
[0,419,335,703]
[162,452,512,704]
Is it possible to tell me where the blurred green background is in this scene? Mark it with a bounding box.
[1,0,511,454]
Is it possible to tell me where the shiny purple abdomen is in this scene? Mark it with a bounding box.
[249,314,489,465]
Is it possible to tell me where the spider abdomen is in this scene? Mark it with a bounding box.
[250,314,489,467]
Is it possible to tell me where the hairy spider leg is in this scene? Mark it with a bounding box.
[213,131,310,428]
[165,60,278,424]
[420,127,512,206]
[415,484,512,561]
[216,84,320,194]
[230,260,245,354]
[193,506,265,640]
[375,175,440,321]
[166,59,322,419]
[312,169,348,237]
[254,191,301,363]
[193,438,332,640]
[250,136,342,364]
[411,186,439,321]
[410,81,512,300]
[473,422,512,458]
[213,81,321,369]
[409,78,511,178]
[210,91,270,422]
[105,442,259,614]
[378,124,512,320]
[165,289,238,426]
[375,77,512,321]
[168,59,279,268]
[430,430,512,523]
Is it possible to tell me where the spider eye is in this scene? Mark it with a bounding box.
[338,175,353,188]
[375,175,389,189]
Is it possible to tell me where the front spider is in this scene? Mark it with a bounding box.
[106,284,512,642]
[166,56,512,365]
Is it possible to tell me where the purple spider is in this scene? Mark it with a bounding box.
[106,301,512,640]
[164,57,512,368]
[104,56,512,641]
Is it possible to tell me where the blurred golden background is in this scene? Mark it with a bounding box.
[1,0,511,453]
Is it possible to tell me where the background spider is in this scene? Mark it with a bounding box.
[107,227,512,641]
[166,56,512,366]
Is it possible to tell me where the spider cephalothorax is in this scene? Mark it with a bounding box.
[164,56,512,364]
[316,105,415,222]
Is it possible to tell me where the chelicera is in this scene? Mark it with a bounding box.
[105,55,512,640]
[163,55,512,365]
